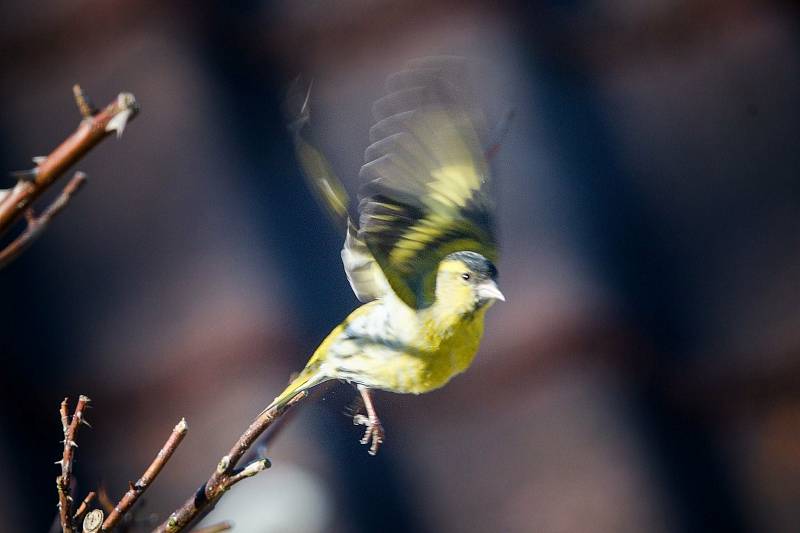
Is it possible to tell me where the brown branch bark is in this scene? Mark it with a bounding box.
[153,393,308,533]
[0,171,87,269]
[73,491,97,524]
[102,419,189,531]
[0,86,138,267]
[57,396,91,533]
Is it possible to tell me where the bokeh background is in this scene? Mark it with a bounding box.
[1,1,799,531]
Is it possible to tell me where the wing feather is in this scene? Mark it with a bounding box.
[341,222,391,302]
[357,57,497,309]
[288,57,498,309]
[286,81,390,302]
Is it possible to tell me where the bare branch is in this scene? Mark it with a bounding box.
[153,393,307,533]
[57,396,91,533]
[0,171,87,269]
[60,398,70,434]
[0,86,138,265]
[102,419,189,531]
[73,85,97,119]
[225,458,271,487]
[73,491,97,523]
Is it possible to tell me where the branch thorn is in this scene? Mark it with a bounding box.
[105,93,138,139]
[72,84,96,119]
[9,168,38,182]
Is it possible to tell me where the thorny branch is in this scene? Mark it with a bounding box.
[50,393,307,532]
[153,393,308,533]
[0,85,138,269]
[0,171,87,268]
[102,419,189,531]
[56,396,92,533]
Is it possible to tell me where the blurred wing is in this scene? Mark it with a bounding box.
[341,222,391,301]
[287,80,390,302]
[358,57,497,309]
[287,79,350,228]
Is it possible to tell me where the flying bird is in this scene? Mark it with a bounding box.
[267,57,505,455]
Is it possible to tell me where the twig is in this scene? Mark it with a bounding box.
[191,522,232,533]
[56,396,91,533]
[153,393,308,533]
[73,491,97,523]
[102,419,189,531]
[73,84,97,119]
[0,85,138,267]
[60,399,71,434]
[0,171,87,269]
[243,381,332,466]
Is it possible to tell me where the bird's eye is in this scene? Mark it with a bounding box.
[461,272,471,281]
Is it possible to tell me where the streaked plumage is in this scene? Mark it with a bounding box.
[270,57,504,454]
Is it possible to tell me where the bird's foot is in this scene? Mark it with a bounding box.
[353,413,384,455]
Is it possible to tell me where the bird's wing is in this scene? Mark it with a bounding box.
[341,221,391,301]
[287,79,350,229]
[287,80,390,302]
[357,57,497,309]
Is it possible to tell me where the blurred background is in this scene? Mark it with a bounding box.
[1,1,799,531]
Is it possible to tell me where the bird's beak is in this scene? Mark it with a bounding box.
[477,280,506,302]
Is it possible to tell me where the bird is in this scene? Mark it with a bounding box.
[266,57,505,455]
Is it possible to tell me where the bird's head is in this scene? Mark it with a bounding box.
[435,251,505,315]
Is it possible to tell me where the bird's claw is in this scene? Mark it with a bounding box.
[353,414,384,455]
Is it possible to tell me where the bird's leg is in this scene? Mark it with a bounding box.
[353,385,384,455]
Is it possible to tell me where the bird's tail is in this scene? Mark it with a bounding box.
[260,367,325,416]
